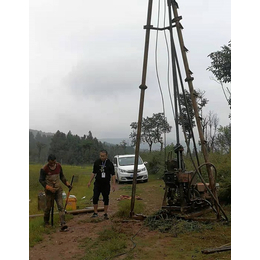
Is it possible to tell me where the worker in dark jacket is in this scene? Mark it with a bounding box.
[87,150,116,219]
[39,154,72,230]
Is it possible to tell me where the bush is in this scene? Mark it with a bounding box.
[146,155,161,174]
[209,152,231,204]
[140,150,166,177]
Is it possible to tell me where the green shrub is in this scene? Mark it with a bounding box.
[209,152,231,204]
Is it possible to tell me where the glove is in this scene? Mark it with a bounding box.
[46,185,56,193]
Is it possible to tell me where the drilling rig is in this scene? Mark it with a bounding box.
[130,0,228,221]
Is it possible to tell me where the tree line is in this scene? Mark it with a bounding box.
[129,108,230,154]
[29,130,134,165]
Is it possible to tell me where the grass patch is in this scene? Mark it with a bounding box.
[80,225,128,260]
[29,214,74,247]
[113,199,145,218]
[29,217,54,247]
[29,217,46,246]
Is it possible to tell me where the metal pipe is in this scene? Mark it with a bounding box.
[130,0,153,218]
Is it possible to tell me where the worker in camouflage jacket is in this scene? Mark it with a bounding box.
[39,154,72,230]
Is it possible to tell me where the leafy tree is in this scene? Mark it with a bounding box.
[33,131,52,163]
[66,132,84,164]
[142,117,155,152]
[178,89,208,143]
[207,41,231,83]
[29,131,37,161]
[207,42,231,109]
[119,140,127,154]
[87,131,93,140]
[215,124,231,153]
[49,131,68,163]
[36,142,46,162]
[179,89,196,137]
[129,113,171,152]
[129,122,138,147]
[151,113,172,151]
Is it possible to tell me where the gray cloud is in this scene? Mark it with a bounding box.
[63,56,142,98]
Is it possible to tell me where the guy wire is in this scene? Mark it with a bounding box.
[163,0,175,125]
[155,0,167,164]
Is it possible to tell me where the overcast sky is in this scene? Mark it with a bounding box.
[8,2,259,254]
[29,0,231,141]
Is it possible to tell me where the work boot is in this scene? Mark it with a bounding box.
[104,213,109,220]
[91,213,98,218]
[60,222,68,231]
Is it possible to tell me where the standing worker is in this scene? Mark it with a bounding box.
[39,154,72,230]
[88,150,116,219]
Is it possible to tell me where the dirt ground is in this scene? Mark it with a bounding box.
[29,184,156,260]
[30,187,139,259]
[29,183,231,260]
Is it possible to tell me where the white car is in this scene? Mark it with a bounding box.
[113,154,148,184]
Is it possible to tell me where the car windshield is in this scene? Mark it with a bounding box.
[118,156,143,166]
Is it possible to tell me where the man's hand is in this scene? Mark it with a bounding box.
[66,181,72,190]
[46,185,56,193]
[112,184,116,192]
[112,175,116,192]
[88,173,95,188]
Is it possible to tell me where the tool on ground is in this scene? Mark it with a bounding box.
[64,175,74,212]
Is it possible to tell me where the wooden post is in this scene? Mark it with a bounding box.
[130,0,153,218]
[171,2,220,218]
